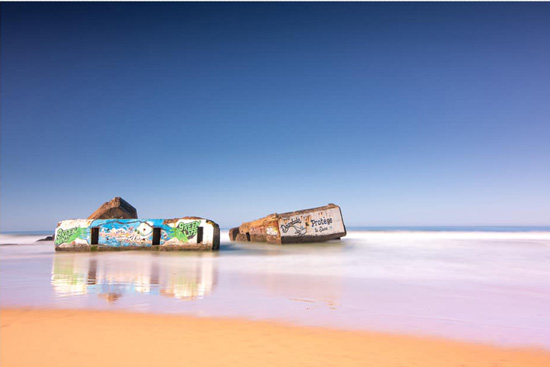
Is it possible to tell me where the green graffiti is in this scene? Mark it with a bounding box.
[55,227,87,245]
[169,221,201,243]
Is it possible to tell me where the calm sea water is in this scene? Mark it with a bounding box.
[1,228,549,348]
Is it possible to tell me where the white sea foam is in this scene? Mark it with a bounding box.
[1,230,549,347]
[345,230,550,241]
[3,230,549,245]
[0,233,50,245]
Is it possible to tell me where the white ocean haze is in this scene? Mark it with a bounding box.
[1,229,549,349]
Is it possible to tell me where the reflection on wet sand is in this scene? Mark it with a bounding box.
[51,253,216,302]
[251,272,343,310]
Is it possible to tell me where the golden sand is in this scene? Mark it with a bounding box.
[1,308,549,367]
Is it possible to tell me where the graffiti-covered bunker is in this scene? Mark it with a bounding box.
[55,217,220,251]
[229,203,346,244]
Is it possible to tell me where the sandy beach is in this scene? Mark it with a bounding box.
[2,308,549,367]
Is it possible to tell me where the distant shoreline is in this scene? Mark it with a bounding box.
[348,226,550,232]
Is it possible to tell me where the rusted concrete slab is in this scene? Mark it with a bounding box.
[229,204,346,244]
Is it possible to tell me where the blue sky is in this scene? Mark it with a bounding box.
[1,3,549,231]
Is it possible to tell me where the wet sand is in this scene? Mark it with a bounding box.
[2,308,549,367]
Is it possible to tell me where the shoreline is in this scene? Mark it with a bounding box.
[2,308,549,367]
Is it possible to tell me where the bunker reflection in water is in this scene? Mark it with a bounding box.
[51,253,216,302]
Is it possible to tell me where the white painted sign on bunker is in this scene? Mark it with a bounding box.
[278,206,345,238]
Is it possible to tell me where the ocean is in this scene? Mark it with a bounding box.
[1,228,549,348]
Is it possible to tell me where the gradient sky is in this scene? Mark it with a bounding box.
[1,2,549,231]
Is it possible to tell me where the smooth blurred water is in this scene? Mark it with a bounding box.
[1,230,549,348]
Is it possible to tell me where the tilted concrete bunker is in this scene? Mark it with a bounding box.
[229,203,346,244]
[55,217,220,251]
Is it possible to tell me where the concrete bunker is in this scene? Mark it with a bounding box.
[55,217,220,251]
[229,203,346,244]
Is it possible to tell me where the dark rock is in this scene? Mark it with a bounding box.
[37,235,55,242]
[228,227,240,241]
[88,197,138,220]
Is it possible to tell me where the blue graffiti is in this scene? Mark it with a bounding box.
[91,219,172,247]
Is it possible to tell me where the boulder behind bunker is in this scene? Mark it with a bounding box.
[87,197,138,219]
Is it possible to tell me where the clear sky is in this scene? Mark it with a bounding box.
[1,3,549,231]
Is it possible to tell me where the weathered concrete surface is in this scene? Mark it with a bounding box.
[88,197,138,220]
[229,204,346,244]
[55,217,220,251]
